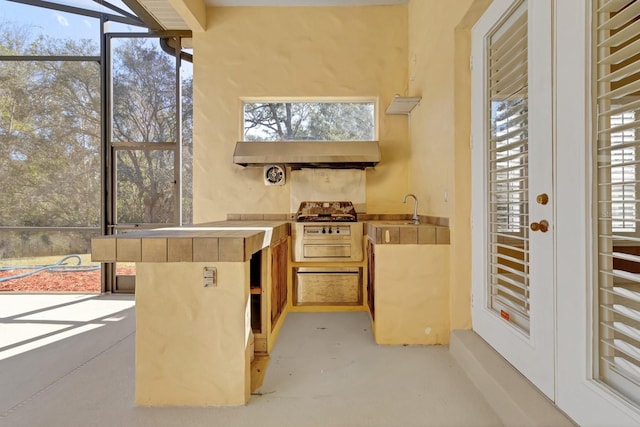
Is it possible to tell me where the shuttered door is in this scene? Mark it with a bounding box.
[595,0,640,407]
[487,2,530,334]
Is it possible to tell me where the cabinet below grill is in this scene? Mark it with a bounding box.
[293,267,363,306]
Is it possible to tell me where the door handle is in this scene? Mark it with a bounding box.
[536,193,549,205]
[530,220,549,233]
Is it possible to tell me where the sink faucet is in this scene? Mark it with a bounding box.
[402,193,419,224]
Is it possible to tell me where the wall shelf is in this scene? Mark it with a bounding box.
[385,96,421,115]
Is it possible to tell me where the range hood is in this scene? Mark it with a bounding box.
[233,141,380,169]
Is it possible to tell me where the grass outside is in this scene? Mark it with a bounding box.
[0,254,99,267]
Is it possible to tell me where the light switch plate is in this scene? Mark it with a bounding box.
[203,267,217,287]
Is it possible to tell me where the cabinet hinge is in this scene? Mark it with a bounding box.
[469,55,473,71]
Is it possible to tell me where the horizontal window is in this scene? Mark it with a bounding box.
[243,100,375,142]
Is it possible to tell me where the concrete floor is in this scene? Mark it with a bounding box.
[0,294,570,427]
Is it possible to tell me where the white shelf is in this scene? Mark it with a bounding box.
[385,96,421,115]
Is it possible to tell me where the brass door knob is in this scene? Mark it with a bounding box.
[536,193,549,205]
[530,220,549,232]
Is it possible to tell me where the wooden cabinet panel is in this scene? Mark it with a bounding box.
[367,239,375,319]
[294,268,362,305]
[249,251,263,335]
[271,237,288,329]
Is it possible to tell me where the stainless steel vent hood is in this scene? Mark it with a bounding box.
[233,141,380,169]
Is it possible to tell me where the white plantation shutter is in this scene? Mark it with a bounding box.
[487,1,530,334]
[595,0,640,407]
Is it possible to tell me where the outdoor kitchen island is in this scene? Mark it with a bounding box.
[90,221,289,406]
[90,215,451,407]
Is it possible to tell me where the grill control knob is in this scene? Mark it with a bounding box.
[322,228,326,234]
[328,227,333,234]
[336,228,340,234]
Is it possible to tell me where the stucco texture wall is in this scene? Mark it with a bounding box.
[192,5,409,222]
[407,0,473,219]
[135,262,250,405]
[408,0,488,330]
[190,1,489,334]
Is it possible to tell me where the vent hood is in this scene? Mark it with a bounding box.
[233,141,380,169]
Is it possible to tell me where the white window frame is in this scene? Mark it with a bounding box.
[240,97,378,142]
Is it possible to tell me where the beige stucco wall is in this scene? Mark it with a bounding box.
[135,262,251,406]
[408,0,470,219]
[407,0,489,330]
[192,5,409,222]
[374,244,450,344]
[188,1,491,335]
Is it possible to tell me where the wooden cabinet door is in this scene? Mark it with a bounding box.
[271,237,288,328]
[366,239,375,319]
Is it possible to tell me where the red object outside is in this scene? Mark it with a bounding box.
[0,267,134,292]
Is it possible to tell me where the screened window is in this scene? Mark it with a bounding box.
[0,0,106,292]
[243,101,375,141]
[594,0,640,408]
[0,0,193,294]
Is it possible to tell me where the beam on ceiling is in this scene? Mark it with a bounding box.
[167,0,207,31]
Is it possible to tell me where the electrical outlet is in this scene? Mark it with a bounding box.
[203,267,217,287]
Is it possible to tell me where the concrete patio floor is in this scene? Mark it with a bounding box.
[0,293,572,427]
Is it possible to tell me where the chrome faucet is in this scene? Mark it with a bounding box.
[402,193,419,224]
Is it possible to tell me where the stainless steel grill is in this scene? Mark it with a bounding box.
[292,201,362,263]
[295,201,357,223]
[292,201,364,306]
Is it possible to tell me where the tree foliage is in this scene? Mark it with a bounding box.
[0,22,193,257]
[112,38,183,224]
[243,102,374,141]
[0,23,101,228]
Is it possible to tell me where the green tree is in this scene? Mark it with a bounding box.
[181,76,193,224]
[243,102,374,141]
[0,23,193,256]
[0,24,101,228]
[111,38,188,224]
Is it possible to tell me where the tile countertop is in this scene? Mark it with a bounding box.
[365,221,450,245]
[226,213,450,245]
[91,221,290,263]
[91,215,449,264]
